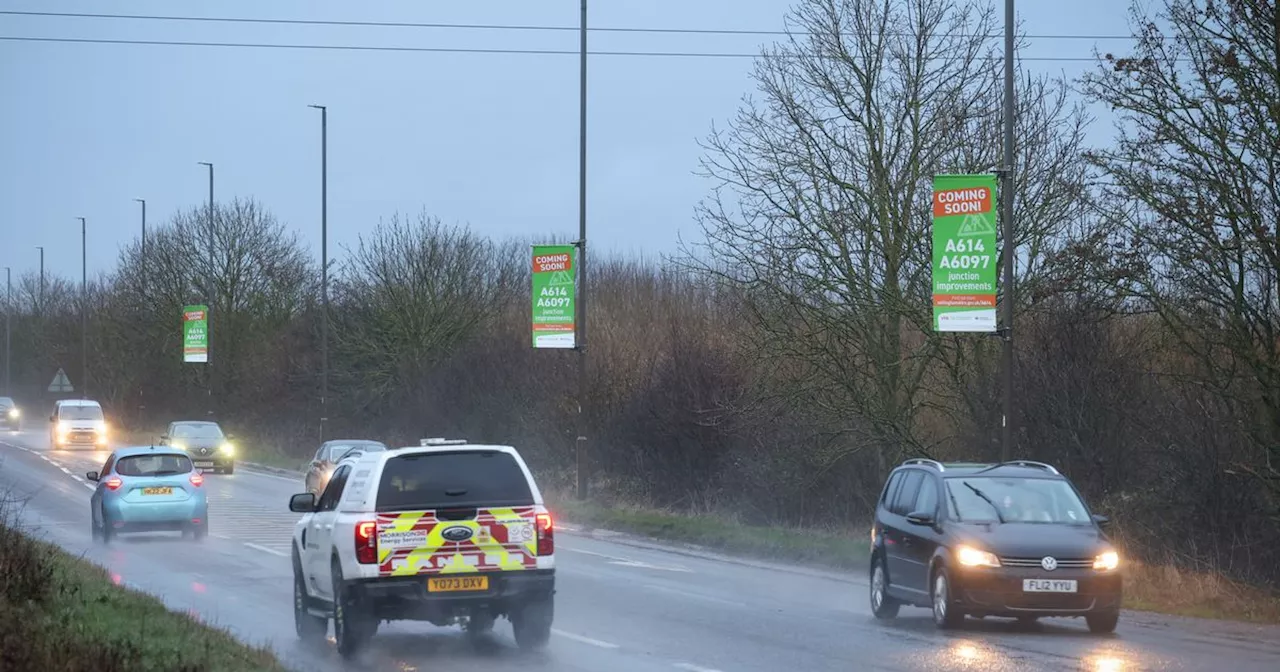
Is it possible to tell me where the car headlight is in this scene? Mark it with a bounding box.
[1093,550,1120,571]
[220,442,235,456]
[172,442,187,451]
[56,421,69,434]
[955,545,1001,568]
[7,408,18,419]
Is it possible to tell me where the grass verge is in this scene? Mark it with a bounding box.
[550,497,1280,625]
[0,516,285,670]
[1123,560,1280,624]
[550,496,870,570]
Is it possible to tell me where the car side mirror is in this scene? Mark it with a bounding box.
[50,414,56,422]
[86,471,99,482]
[1091,514,1110,528]
[906,511,935,526]
[289,493,318,513]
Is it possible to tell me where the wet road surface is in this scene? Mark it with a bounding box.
[3,428,1280,671]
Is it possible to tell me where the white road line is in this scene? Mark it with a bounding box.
[551,629,620,649]
[560,545,693,572]
[82,483,95,491]
[59,467,71,474]
[674,664,724,672]
[243,542,289,557]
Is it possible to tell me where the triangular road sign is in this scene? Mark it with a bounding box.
[956,213,997,237]
[48,368,74,393]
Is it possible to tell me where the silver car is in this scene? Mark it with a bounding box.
[160,421,237,474]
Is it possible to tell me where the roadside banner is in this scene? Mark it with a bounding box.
[931,174,999,332]
[183,304,209,363]
[531,244,577,349]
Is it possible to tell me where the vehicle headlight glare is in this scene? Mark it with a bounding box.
[955,545,1001,568]
[220,442,235,456]
[1094,550,1120,571]
[172,442,187,451]
[7,408,18,418]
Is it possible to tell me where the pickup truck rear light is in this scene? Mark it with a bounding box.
[536,513,554,556]
[355,520,378,564]
[104,476,122,491]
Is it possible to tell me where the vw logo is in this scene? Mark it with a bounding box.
[1041,556,1058,571]
[441,525,474,542]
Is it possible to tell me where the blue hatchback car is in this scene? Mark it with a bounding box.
[87,446,209,542]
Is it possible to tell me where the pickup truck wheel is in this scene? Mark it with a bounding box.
[292,551,327,642]
[512,597,554,651]
[331,561,375,658]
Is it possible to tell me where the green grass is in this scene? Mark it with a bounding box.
[0,527,286,671]
[549,497,870,570]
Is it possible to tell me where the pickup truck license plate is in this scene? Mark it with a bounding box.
[1023,579,1077,593]
[427,576,489,592]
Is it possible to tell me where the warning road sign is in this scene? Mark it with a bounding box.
[48,368,74,393]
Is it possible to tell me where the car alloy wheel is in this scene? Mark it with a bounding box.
[869,559,899,619]
[933,573,948,622]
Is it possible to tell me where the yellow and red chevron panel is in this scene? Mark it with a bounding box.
[375,506,539,576]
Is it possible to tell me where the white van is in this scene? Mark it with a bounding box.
[50,399,108,449]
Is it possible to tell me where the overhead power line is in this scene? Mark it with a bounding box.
[0,9,1136,41]
[0,35,1131,61]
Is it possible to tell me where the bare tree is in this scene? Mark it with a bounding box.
[684,0,1093,475]
[332,212,520,408]
[1081,0,1280,495]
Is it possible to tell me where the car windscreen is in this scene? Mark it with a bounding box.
[0,397,13,409]
[376,450,534,512]
[945,476,1090,524]
[328,442,386,461]
[115,453,193,477]
[60,405,103,421]
[173,424,223,439]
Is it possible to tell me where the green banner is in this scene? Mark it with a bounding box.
[531,244,577,349]
[183,304,209,363]
[932,174,998,332]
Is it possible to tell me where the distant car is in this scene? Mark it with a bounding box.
[160,420,236,474]
[289,438,556,658]
[0,397,20,430]
[87,446,209,543]
[49,399,108,449]
[303,439,388,494]
[868,459,1123,634]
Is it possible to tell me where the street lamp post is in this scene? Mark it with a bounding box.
[4,266,10,394]
[78,217,87,395]
[134,198,147,288]
[575,0,590,499]
[35,246,44,316]
[197,162,214,417]
[308,104,329,441]
[999,0,1017,461]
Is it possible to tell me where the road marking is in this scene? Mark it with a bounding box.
[674,664,724,672]
[551,629,619,649]
[59,466,71,475]
[560,545,693,573]
[244,542,289,557]
[642,583,748,608]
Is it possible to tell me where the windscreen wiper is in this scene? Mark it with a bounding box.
[964,482,1005,523]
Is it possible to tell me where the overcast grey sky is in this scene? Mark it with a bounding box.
[0,0,1133,281]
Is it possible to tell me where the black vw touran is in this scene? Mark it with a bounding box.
[868,459,1122,633]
